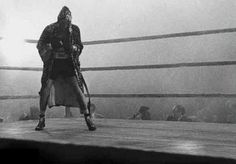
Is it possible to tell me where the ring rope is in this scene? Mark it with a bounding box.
[23,27,236,45]
[1,93,236,100]
[1,60,236,72]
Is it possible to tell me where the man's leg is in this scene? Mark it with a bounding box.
[67,76,96,131]
[35,79,53,131]
[65,106,73,118]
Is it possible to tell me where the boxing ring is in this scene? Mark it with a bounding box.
[0,28,236,163]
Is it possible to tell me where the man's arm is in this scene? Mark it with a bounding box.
[37,25,53,63]
[72,25,84,55]
[128,112,140,119]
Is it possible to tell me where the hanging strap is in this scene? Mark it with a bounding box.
[80,72,91,115]
[68,28,91,115]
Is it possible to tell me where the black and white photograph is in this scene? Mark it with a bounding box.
[0,0,236,163]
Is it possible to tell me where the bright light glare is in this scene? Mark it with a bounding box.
[173,140,204,155]
[0,18,28,66]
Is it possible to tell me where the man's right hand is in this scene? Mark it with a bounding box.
[40,48,52,63]
[45,44,52,51]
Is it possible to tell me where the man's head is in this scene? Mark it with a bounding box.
[139,106,150,114]
[172,105,185,118]
[57,6,72,29]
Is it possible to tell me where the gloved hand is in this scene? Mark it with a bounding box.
[72,45,81,52]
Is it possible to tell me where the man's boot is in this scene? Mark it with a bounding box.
[84,114,96,131]
[35,114,45,131]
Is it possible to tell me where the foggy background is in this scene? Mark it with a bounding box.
[1,0,236,123]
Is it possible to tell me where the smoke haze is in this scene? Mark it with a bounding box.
[1,0,236,122]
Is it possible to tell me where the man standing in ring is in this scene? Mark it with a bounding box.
[35,6,96,131]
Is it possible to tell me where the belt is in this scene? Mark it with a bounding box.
[53,51,70,59]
